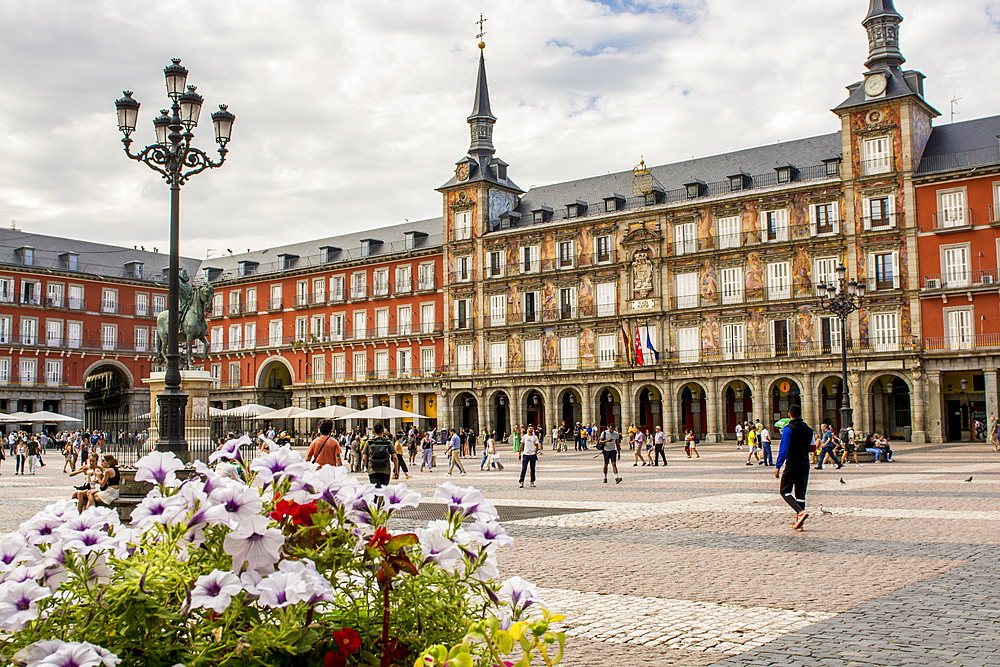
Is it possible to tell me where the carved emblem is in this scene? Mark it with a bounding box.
[455,161,470,181]
[632,249,654,298]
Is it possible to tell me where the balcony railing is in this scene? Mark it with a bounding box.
[227,302,244,316]
[860,156,896,177]
[932,209,973,231]
[266,298,283,311]
[670,226,804,256]
[133,304,154,318]
[923,269,998,290]
[862,214,896,231]
[349,285,367,299]
[924,333,1000,351]
[416,276,437,291]
[240,322,445,350]
[394,280,412,294]
[866,275,901,291]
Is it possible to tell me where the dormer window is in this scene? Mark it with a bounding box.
[490,158,508,182]
[823,158,842,177]
[644,186,665,206]
[404,232,427,250]
[278,253,298,270]
[238,260,258,277]
[566,200,588,219]
[124,261,143,279]
[684,181,706,199]
[531,207,553,224]
[360,239,382,258]
[499,211,521,230]
[604,194,625,213]
[320,246,341,263]
[203,267,223,282]
[16,247,33,266]
[775,165,799,184]
[728,173,751,192]
[59,252,79,271]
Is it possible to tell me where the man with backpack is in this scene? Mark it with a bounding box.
[598,424,622,484]
[361,422,394,487]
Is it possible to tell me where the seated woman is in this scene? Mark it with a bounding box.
[70,454,100,509]
[84,455,121,511]
[865,433,893,462]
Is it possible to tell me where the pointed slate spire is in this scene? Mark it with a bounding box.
[863,0,905,70]
[467,48,496,156]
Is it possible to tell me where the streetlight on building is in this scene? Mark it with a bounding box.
[817,265,865,444]
[115,59,235,456]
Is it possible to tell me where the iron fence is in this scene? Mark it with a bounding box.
[96,415,263,468]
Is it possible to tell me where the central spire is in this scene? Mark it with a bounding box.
[467,49,496,156]
[863,0,905,70]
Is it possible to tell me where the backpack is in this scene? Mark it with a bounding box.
[368,438,392,467]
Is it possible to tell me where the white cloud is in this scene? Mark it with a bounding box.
[0,0,997,258]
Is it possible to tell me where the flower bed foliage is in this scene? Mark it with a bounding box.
[0,445,567,667]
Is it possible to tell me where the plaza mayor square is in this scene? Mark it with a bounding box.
[0,1,998,666]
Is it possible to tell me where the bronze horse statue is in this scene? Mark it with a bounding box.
[156,283,214,367]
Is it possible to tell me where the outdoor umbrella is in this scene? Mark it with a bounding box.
[209,406,225,417]
[252,406,308,420]
[0,412,32,422]
[223,404,277,417]
[26,411,83,423]
[346,405,428,421]
[297,405,358,420]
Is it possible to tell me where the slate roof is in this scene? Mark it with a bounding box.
[916,115,1000,175]
[833,67,933,112]
[197,217,443,282]
[0,228,201,284]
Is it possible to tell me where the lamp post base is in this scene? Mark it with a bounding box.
[157,389,190,461]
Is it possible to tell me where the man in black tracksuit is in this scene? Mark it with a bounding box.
[774,404,814,531]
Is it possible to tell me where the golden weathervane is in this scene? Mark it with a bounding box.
[476,14,488,49]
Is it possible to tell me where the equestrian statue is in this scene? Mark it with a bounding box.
[156,270,214,368]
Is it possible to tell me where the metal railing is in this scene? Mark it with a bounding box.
[924,333,1000,351]
[916,144,1000,175]
[96,415,262,468]
[866,275,901,291]
[242,321,445,350]
[266,298,283,311]
[860,156,896,177]
[923,269,998,289]
[662,335,920,362]
[862,214,896,231]
[227,302,244,316]
[932,209,973,230]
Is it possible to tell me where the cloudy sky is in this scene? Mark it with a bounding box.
[0,0,998,258]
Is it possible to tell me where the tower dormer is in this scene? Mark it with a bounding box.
[863,0,905,71]
[468,51,496,159]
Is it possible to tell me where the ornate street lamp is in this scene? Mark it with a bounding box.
[818,265,865,445]
[115,59,235,456]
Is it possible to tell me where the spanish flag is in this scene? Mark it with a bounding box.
[620,322,633,367]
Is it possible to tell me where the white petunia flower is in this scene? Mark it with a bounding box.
[223,515,284,574]
[416,523,462,572]
[0,578,50,631]
[134,450,185,488]
[191,569,243,614]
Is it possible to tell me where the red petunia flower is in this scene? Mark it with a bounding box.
[323,650,346,667]
[367,526,392,549]
[332,627,362,656]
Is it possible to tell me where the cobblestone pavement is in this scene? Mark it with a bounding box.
[4,441,999,666]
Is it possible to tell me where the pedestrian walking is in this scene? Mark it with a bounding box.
[746,425,760,465]
[652,425,667,466]
[511,426,522,456]
[26,439,38,475]
[815,423,844,470]
[468,429,477,458]
[393,434,412,479]
[62,441,74,473]
[760,424,774,466]
[445,428,467,476]
[990,417,999,452]
[361,422,394,488]
[633,428,648,466]
[420,432,434,472]
[306,420,343,468]
[519,426,540,488]
[599,424,622,484]
[774,404,814,530]
[735,422,744,450]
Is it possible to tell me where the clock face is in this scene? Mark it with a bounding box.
[864,74,887,97]
[455,162,470,181]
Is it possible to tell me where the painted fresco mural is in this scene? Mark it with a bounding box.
[508,333,522,369]
[541,280,557,320]
[747,307,766,352]
[579,275,594,315]
[507,283,521,322]
[702,317,719,359]
[542,328,557,367]
[745,253,764,300]
[700,260,718,303]
[796,305,814,350]
[578,227,593,267]
[790,193,810,241]
[793,247,812,297]
[744,202,762,244]
[699,210,714,251]
[580,327,595,363]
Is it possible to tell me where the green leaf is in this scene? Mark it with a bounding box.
[495,630,514,654]
[446,653,473,667]
[385,533,419,552]
[447,643,469,659]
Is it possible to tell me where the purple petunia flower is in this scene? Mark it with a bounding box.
[0,578,50,631]
[416,523,462,572]
[14,639,121,667]
[134,451,185,488]
[191,569,243,614]
[208,485,262,528]
[378,484,421,513]
[500,575,542,612]
[465,521,514,548]
[249,447,309,486]
[433,483,499,522]
[223,515,284,574]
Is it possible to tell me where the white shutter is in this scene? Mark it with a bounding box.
[832,201,840,234]
[809,204,817,237]
[862,198,872,230]
[891,251,900,288]
[560,337,578,370]
[677,273,698,308]
[524,339,542,371]
[867,253,876,291]
[887,193,896,227]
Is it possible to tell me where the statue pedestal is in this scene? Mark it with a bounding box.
[144,371,216,460]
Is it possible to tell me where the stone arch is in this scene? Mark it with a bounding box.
[594,385,623,428]
[486,389,511,438]
[255,355,295,388]
[867,373,912,439]
[632,384,665,431]
[82,359,134,389]
[452,392,479,431]
[82,361,135,431]
[720,378,754,438]
[521,388,546,429]
[555,387,583,430]
[676,380,708,438]
[815,374,846,430]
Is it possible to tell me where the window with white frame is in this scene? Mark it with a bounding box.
[46,320,62,347]
[763,209,789,242]
[134,292,148,316]
[295,281,309,306]
[863,136,891,175]
[523,291,539,323]
[373,269,389,296]
[871,312,898,351]
[0,358,9,384]
[312,278,325,303]
[595,235,612,263]
[20,280,39,306]
[769,319,790,357]
[397,349,412,377]
[815,257,838,294]
[676,272,699,308]
[766,261,790,300]
[104,289,120,313]
[868,251,899,290]
[70,285,86,310]
[722,323,744,360]
[938,189,967,228]
[456,344,473,374]
[454,298,471,329]
[677,326,699,363]
[598,334,617,368]
[374,309,389,337]
[67,322,81,349]
[45,359,61,386]
[310,315,323,339]
[102,323,117,351]
[420,348,435,376]
[294,317,308,342]
[947,309,973,351]
[490,342,507,373]
[418,263,435,290]
[332,353,346,380]
[560,337,579,370]
[559,287,577,320]
[0,317,9,344]
[558,241,575,268]
[820,316,842,354]
[350,311,365,339]
[21,317,37,345]
[212,293,224,317]
[135,327,148,352]
[269,320,283,346]
[521,245,539,273]
[489,294,506,327]
[374,350,389,379]
[487,251,504,278]
[229,324,242,350]
[397,305,411,336]
[455,256,471,282]
[675,222,696,255]
[721,267,743,305]
[810,202,839,235]
[421,304,435,334]
[596,282,616,317]
[47,283,64,308]
[244,288,257,312]
[350,273,366,299]
[229,361,241,386]
[245,322,256,349]
[353,351,367,380]
[718,216,740,249]
[942,245,970,288]
[524,339,542,372]
[328,277,343,302]
[269,284,282,309]
[20,358,36,385]
[210,364,221,387]
[210,326,222,352]
[454,210,472,241]
[327,313,343,341]
[0,278,13,303]
[395,265,411,293]
[862,195,895,230]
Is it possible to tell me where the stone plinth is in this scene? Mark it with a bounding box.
[144,371,217,455]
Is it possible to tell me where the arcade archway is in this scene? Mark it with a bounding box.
[524,390,545,429]
[722,380,752,437]
[453,392,479,431]
[869,375,911,440]
[596,387,621,428]
[491,391,510,438]
[558,389,582,430]
[636,385,662,431]
[769,378,801,424]
[84,365,131,431]
[678,382,706,437]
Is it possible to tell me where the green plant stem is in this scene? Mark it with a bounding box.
[380,578,391,667]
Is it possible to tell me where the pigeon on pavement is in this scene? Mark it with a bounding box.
[820,505,832,515]
[840,478,846,485]
[964,476,973,483]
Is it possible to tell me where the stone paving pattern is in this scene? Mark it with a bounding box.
[3,440,998,666]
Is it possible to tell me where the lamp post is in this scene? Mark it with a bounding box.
[818,265,865,445]
[115,59,235,456]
